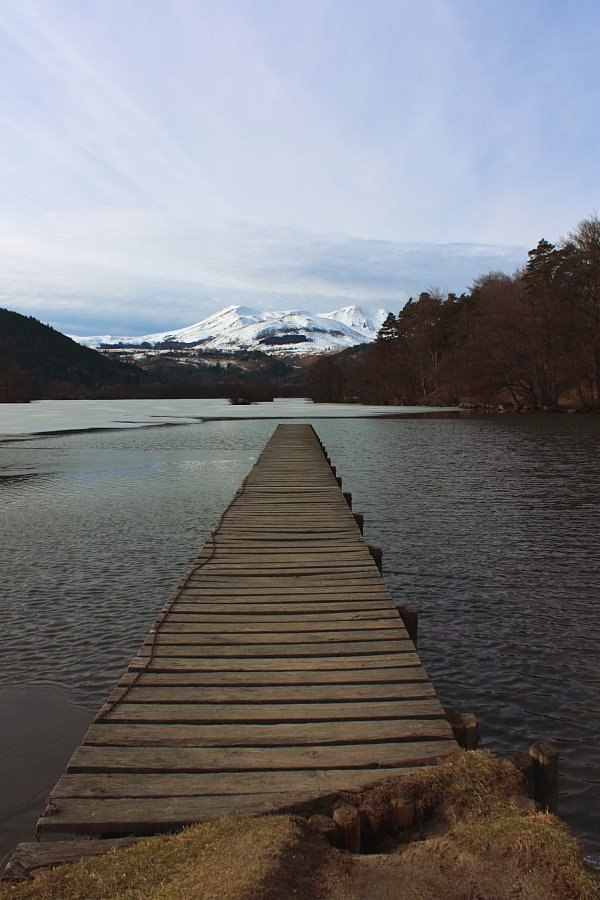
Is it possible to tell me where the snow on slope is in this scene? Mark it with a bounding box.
[320,305,389,336]
[142,305,264,345]
[203,310,375,352]
[72,304,390,354]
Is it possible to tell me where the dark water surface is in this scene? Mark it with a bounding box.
[1,409,599,857]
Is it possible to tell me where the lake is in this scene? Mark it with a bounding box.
[0,399,598,862]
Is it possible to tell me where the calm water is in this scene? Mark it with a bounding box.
[0,402,599,855]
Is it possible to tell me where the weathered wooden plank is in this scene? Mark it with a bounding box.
[205,533,366,541]
[177,583,390,597]
[107,681,432,705]
[223,506,348,512]
[114,666,427,687]
[171,598,398,621]
[128,652,419,672]
[177,584,391,594]
[172,599,393,610]
[2,840,142,882]
[216,525,361,534]
[145,629,409,646]
[212,531,363,540]
[98,697,443,723]
[175,593,392,604]
[164,610,399,623]
[66,740,457,775]
[201,541,369,551]
[157,621,402,635]
[210,509,360,519]
[53,757,457,798]
[84,717,454,748]
[205,528,364,553]
[38,785,429,834]
[204,554,376,565]
[190,569,384,579]
[136,639,409,657]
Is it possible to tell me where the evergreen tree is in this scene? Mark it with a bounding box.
[375,312,399,343]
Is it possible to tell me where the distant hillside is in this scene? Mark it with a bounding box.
[0,308,144,401]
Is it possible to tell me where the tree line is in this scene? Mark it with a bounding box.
[306,215,600,409]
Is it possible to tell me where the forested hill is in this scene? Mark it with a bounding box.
[0,308,144,401]
[306,215,600,410]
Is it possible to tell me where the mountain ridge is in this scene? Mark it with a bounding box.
[70,304,389,354]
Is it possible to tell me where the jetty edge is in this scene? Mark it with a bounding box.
[4,423,458,877]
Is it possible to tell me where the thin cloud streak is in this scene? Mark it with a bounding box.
[0,215,527,334]
[0,0,597,332]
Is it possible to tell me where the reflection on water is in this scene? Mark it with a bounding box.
[0,406,599,852]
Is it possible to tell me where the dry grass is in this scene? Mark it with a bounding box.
[1,753,598,900]
[346,751,600,900]
[438,753,599,899]
[0,816,313,900]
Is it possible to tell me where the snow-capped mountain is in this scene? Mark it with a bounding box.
[73,305,389,355]
[322,306,388,336]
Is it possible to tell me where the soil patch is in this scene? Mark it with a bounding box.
[1,752,598,899]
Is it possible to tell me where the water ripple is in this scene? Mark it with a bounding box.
[1,411,599,850]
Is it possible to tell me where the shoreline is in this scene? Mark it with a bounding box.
[0,687,94,867]
[2,752,598,897]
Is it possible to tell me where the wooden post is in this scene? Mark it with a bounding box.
[446,710,479,749]
[394,603,418,647]
[353,512,364,533]
[343,491,352,509]
[333,804,361,852]
[529,740,559,813]
[368,544,382,574]
[389,799,415,832]
[330,464,336,475]
[336,476,343,488]
[359,804,388,847]
[506,752,535,799]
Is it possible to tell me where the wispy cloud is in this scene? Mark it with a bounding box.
[0,0,597,332]
[0,214,527,333]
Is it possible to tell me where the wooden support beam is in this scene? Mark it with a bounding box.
[446,711,479,750]
[529,740,559,813]
[333,804,361,852]
[2,839,140,882]
[360,803,389,847]
[389,799,415,831]
[395,603,418,647]
[368,544,383,574]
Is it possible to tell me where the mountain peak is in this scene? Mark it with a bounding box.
[71,304,389,355]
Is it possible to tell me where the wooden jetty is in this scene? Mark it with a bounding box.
[16,424,457,869]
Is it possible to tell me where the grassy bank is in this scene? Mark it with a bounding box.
[2,753,598,899]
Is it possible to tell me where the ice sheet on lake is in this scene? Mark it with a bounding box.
[0,398,456,437]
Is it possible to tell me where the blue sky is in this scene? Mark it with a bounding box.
[1,0,599,334]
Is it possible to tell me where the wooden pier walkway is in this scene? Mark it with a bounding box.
[36,424,456,840]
